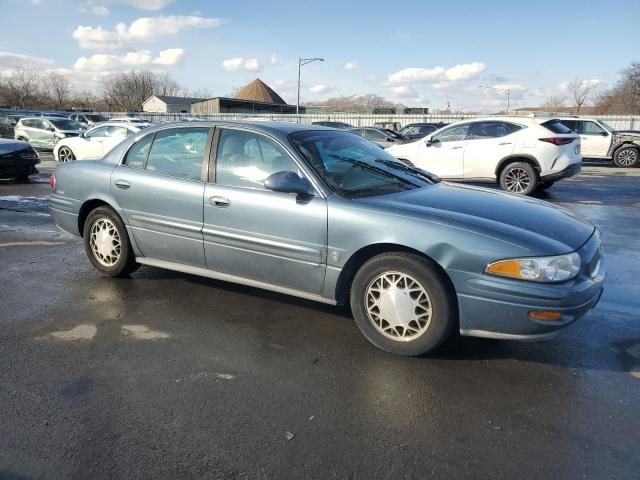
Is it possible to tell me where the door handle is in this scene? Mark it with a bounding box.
[498,142,512,145]
[209,196,231,208]
[115,180,130,189]
[451,146,463,150]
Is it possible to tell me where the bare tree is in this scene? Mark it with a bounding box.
[307,94,397,113]
[567,78,598,114]
[190,88,212,99]
[102,71,184,111]
[0,70,43,108]
[540,95,567,112]
[46,72,71,108]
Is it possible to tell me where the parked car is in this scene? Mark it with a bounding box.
[398,122,449,141]
[49,121,604,356]
[14,117,86,150]
[348,127,409,148]
[0,114,25,138]
[312,121,353,129]
[373,121,401,131]
[69,113,110,128]
[109,117,153,127]
[555,116,640,167]
[0,138,40,181]
[386,117,582,195]
[54,122,142,162]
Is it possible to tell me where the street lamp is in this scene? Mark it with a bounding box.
[479,85,511,114]
[297,57,324,114]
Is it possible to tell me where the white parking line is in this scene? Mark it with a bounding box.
[0,240,65,247]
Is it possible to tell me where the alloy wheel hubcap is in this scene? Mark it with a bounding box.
[618,150,636,166]
[89,218,121,266]
[365,272,432,341]
[59,148,72,162]
[504,168,531,193]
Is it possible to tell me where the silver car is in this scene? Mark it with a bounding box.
[14,117,85,149]
[49,121,605,356]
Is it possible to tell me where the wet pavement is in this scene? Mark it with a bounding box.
[1,156,639,479]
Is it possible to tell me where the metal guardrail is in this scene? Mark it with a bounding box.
[93,112,640,130]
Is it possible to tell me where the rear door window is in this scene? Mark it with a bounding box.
[124,134,153,168]
[544,120,575,134]
[145,128,209,181]
[577,121,606,135]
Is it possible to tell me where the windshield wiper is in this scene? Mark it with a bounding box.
[375,159,441,183]
[328,154,419,187]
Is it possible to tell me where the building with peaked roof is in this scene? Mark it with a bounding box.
[190,78,302,114]
[142,95,204,113]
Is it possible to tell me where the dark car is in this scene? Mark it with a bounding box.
[398,122,449,141]
[0,114,25,139]
[0,138,40,181]
[312,121,353,129]
[347,126,410,148]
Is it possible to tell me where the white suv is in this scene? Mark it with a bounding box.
[556,117,640,168]
[386,117,581,195]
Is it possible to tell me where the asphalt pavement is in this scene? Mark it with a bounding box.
[1,156,639,479]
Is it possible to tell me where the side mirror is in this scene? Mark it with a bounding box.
[48,127,56,132]
[79,131,86,138]
[264,171,313,196]
[387,137,395,142]
[599,131,608,136]
[426,138,434,147]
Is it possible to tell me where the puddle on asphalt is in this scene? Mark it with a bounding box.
[44,324,97,341]
[121,325,170,340]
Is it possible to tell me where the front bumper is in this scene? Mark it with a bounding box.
[450,231,605,340]
[541,162,581,182]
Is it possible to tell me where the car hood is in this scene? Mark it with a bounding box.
[0,138,31,155]
[59,129,84,135]
[358,182,595,253]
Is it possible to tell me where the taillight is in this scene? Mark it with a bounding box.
[539,137,575,146]
[49,173,56,189]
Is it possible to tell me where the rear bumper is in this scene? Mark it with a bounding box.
[541,162,581,182]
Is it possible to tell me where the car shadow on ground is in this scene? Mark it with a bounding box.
[128,265,626,373]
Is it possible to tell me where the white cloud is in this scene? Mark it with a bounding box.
[269,54,280,65]
[387,62,485,84]
[0,51,54,70]
[309,84,333,94]
[222,57,262,72]
[73,48,185,71]
[117,0,175,10]
[343,62,357,71]
[92,5,109,15]
[390,85,418,98]
[72,15,222,50]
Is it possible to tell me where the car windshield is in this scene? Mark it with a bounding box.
[50,119,83,130]
[290,130,436,198]
[87,115,109,122]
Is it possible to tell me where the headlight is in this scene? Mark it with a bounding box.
[485,252,581,283]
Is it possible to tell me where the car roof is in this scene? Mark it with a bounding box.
[90,122,141,129]
[157,120,337,134]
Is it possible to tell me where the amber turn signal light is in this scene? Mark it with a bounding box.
[528,311,562,321]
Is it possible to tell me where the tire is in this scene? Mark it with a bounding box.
[499,161,538,195]
[350,252,456,356]
[613,146,639,168]
[83,206,139,277]
[537,180,555,191]
[57,146,75,162]
[15,173,30,183]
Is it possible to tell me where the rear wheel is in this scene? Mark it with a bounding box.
[350,253,456,356]
[83,206,139,277]
[613,146,639,168]
[499,161,538,195]
[57,146,75,162]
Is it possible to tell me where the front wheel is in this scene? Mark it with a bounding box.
[350,253,456,356]
[57,146,75,162]
[499,162,538,195]
[83,206,139,277]
[613,146,639,168]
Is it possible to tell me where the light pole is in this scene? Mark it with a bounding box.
[479,85,511,114]
[297,57,324,114]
